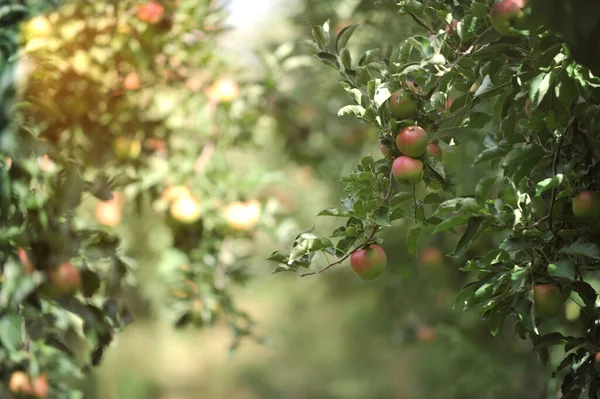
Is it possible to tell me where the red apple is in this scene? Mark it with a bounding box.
[379,140,391,157]
[392,156,423,185]
[388,90,418,120]
[533,283,563,318]
[572,191,600,221]
[18,247,34,274]
[524,98,532,117]
[350,245,386,281]
[123,72,140,90]
[426,143,442,161]
[595,353,600,374]
[416,326,436,343]
[30,374,48,398]
[489,0,527,35]
[136,1,165,24]
[395,125,428,157]
[419,247,443,267]
[445,19,459,35]
[45,262,82,297]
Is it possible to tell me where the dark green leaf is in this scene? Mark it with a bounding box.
[406,227,421,255]
[336,24,359,53]
[559,238,600,260]
[548,259,576,280]
[451,217,486,258]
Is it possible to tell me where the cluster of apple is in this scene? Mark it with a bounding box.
[379,83,442,186]
[160,185,262,231]
[349,81,444,281]
[8,371,48,398]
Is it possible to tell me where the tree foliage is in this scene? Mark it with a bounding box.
[269,0,600,396]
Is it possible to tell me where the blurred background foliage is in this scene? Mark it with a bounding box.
[1,0,558,398]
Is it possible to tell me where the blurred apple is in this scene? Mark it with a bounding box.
[208,77,239,103]
[170,194,202,224]
[18,248,34,274]
[416,326,436,343]
[123,72,140,90]
[162,186,192,202]
[114,137,142,161]
[9,371,31,395]
[23,16,53,42]
[43,262,82,298]
[136,1,165,24]
[95,192,123,227]
[221,200,261,231]
[30,374,49,398]
[419,247,443,267]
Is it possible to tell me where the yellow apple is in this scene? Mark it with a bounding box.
[95,193,123,227]
[208,78,239,103]
[23,16,53,42]
[221,200,261,231]
[170,194,202,224]
[162,186,192,202]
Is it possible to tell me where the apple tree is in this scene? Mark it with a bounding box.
[269,0,600,396]
[0,0,287,397]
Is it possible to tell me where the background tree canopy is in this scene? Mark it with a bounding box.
[1,1,600,398]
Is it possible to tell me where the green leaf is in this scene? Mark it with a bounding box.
[451,217,486,257]
[390,192,415,207]
[358,48,380,66]
[423,193,445,206]
[267,251,289,263]
[373,82,394,109]
[373,206,392,226]
[338,105,365,117]
[474,146,507,165]
[435,198,482,215]
[432,214,471,233]
[316,52,339,70]
[289,234,334,264]
[340,47,352,70]
[426,158,445,180]
[500,236,541,252]
[488,303,512,337]
[454,283,477,310]
[475,176,497,204]
[406,227,421,255]
[311,25,329,50]
[335,24,359,53]
[0,315,22,353]
[569,281,597,307]
[535,174,563,197]
[547,259,576,280]
[529,72,553,108]
[555,74,578,109]
[559,238,600,260]
[532,332,570,349]
[318,208,351,217]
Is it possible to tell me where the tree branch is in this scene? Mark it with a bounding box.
[548,117,575,230]
[300,166,396,277]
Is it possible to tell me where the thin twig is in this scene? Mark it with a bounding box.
[385,167,394,200]
[299,250,358,277]
[193,141,216,173]
[300,166,396,277]
[548,118,575,230]
[406,10,435,34]
[515,215,549,231]
[413,185,417,223]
